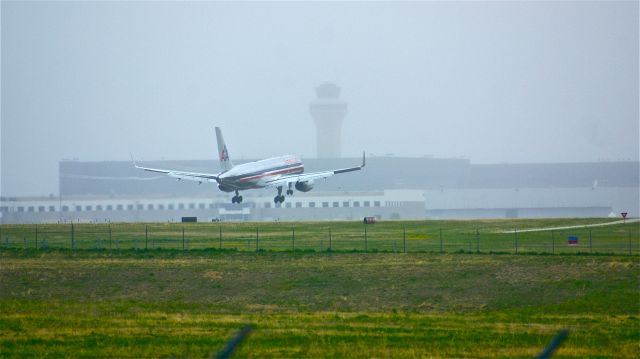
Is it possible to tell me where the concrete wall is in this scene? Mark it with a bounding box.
[424,187,638,218]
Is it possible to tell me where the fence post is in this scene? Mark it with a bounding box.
[109,223,112,250]
[219,225,222,250]
[514,228,518,254]
[329,228,332,251]
[292,228,295,252]
[35,224,38,248]
[403,226,407,253]
[145,224,148,250]
[70,223,74,250]
[589,229,592,253]
[439,228,443,253]
[393,233,397,252]
[400,224,407,252]
[551,230,555,255]
[256,227,259,252]
[364,225,367,252]
[182,227,185,250]
[476,228,479,252]
[629,231,632,255]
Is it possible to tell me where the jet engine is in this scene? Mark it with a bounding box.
[295,180,314,192]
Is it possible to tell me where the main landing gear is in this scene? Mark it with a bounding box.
[231,190,243,204]
[286,182,294,195]
[274,186,285,204]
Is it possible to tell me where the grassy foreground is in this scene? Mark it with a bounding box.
[0,250,638,358]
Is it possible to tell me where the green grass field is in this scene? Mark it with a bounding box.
[1,252,638,357]
[1,219,638,357]
[1,218,638,254]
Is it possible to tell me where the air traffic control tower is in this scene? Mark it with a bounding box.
[309,82,348,158]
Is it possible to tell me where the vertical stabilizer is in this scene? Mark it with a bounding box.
[215,127,234,171]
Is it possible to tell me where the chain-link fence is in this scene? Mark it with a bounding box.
[0,222,638,255]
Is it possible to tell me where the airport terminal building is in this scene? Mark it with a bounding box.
[1,189,423,223]
[1,157,637,223]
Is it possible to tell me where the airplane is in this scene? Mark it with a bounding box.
[132,127,365,204]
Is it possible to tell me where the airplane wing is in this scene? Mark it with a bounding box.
[131,155,221,183]
[264,152,365,187]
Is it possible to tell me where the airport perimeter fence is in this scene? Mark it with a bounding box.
[0,222,638,255]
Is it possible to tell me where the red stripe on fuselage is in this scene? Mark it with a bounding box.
[237,164,304,183]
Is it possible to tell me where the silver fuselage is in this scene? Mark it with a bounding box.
[217,155,304,191]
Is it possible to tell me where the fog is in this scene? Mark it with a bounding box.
[2,1,638,197]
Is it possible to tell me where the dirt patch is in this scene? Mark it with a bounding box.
[202,271,224,280]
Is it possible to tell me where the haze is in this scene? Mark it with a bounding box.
[2,1,638,197]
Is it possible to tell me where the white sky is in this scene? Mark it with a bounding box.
[1,1,638,196]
